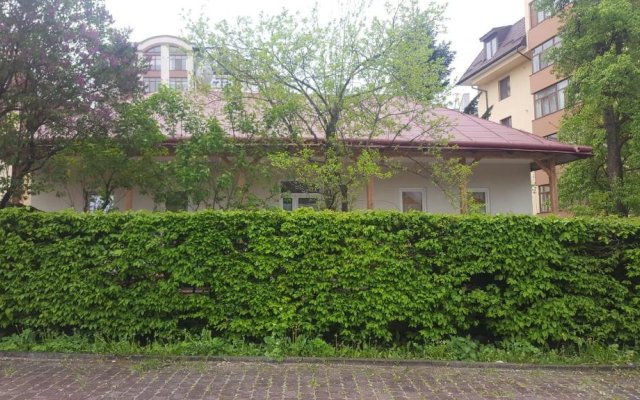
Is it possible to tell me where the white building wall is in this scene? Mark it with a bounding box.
[30,159,533,215]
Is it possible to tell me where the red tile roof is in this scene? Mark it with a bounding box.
[356,108,592,163]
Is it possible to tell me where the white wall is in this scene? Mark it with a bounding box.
[351,159,533,214]
[30,158,534,215]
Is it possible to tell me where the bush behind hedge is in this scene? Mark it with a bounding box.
[0,209,638,346]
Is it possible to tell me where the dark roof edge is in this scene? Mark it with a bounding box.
[456,41,527,86]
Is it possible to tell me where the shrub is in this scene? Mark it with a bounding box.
[0,209,638,347]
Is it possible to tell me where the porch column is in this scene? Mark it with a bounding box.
[459,157,468,214]
[124,189,134,211]
[366,176,374,209]
[535,159,559,214]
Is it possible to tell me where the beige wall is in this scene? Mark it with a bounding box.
[477,59,534,132]
[31,158,534,215]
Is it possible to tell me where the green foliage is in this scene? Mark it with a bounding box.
[40,96,168,211]
[539,0,640,216]
[187,0,454,211]
[0,331,637,365]
[145,87,274,211]
[0,209,639,349]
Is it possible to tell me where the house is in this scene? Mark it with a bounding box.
[458,1,568,214]
[26,34,590,214]
[29,109,591,214]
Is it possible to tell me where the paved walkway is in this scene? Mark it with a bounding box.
[0,356,639,399]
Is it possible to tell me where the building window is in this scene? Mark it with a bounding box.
[539,184,551,213]
[145,46,161,71]
[143,77,161,94]
[530,2,553,27]
[169,46,187,71]
[545,133,559,141]
[165,191,188,211]
[500,116,512,127]
[534,79,568,118]
[485,36,498,60]
[169,77,188,92]
[400,189,426,212]
[468,189,490,214]
[281,181,320,211]
[499,76,510,100]
[88,193,114,212]
[532,36,561,73]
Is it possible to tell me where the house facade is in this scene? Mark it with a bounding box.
[458,1,568,214]
[25,34,590,214]
[29,105,591,214]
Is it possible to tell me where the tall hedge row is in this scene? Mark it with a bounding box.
[0,209,639,346]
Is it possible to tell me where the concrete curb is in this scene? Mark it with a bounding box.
[0,351,637,371]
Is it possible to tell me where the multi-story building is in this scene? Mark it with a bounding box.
[138,35,194,94]
[458,1,567,214]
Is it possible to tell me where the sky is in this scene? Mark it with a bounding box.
[103,0,524,106]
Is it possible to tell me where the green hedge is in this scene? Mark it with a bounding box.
[0,209,639,346]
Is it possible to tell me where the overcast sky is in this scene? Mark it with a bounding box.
[103,0,524,106]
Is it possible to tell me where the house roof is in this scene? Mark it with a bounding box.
[458,18,527,85]
[165,101,592,165]
[357,108,592,165]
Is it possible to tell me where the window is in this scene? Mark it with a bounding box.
[485,36,498,60]
[280,181,320,211]
[545,133,559,141]
[143,77,161,94]
[539,185,551,213]
[145,46,161,71]
[499,76,510,100]
[532,36,561,73]
[169,46,187,71]
[500,116,512,127]
[165,191,188,211]
[88,193,114,212]
[468,189,490,214]
[534,79,568,118]
[530,2,553,27]
[400,189,426,212]
[169,77,188,92]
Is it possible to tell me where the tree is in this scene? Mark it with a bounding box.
[145,86,275,211]
[188,0,453,211]
[539,0,640,216]
[0,0,144,208]
[41,96,167,211]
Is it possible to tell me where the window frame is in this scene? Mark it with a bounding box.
[530,2,553,27]
[485,36,498,60]
[144,46,161,71]
[534,79,568,119]
[169,77,188,92]
[500,116,512,127]
[399,188,427,212]
[532,36,561,73]
[169,46,187,71]
[468,188,490,214]
[280,180,321,211]
[498,76,511,100]
[539,184,551,213]
[143,77,162,94]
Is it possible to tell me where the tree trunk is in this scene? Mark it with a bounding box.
[0,166,25,209]
[603,106,628,216]
[340,184,349,212]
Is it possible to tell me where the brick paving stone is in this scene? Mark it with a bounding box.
[0,357,638,399]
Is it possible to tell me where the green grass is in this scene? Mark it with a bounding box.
[0,329,637,365]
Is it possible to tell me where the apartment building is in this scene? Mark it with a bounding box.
[458,1,567,214]
[138,35,194,94]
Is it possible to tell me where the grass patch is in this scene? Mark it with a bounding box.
[0,330,637,365]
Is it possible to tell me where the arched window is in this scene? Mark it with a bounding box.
[144,46,161,71]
